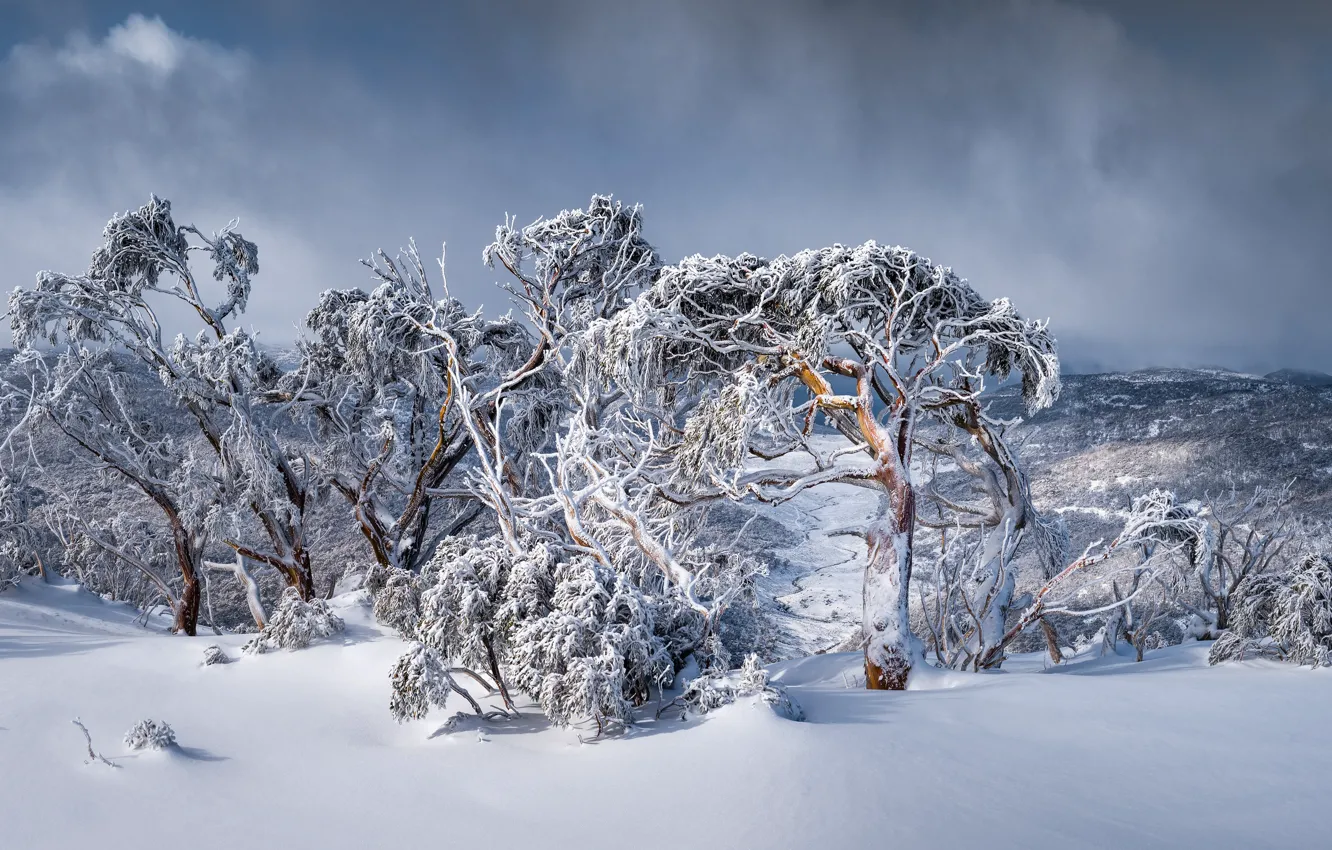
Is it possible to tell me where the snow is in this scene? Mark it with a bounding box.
[4,576,1331,848]
[760,481,878,653]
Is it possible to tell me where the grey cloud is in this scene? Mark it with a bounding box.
[0,2,1327,373]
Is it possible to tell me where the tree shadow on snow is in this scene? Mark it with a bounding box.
[0,634,125,659]
[172,745,230,762]
[105,744,230,765]
[332,618,389,648]
[428,710,554,739]
[1038,644,1209,679]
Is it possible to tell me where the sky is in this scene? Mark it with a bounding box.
[0,1,1328,374]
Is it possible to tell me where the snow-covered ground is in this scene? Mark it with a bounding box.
[3,577,1330,849]
[760,479,878,655]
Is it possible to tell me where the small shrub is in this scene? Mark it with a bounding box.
[679,654,804,721]
[201,645,232,666]
[243,587,344,654]
[372,568,421,635]
[124,719,176,751]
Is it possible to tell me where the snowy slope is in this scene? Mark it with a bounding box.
[699,370,1332,658]
[3,577,1330,849]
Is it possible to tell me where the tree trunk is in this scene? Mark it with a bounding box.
[976,510,1020,669]
[175,573,200,636]
[291,547,316,601]
[165,508,201,636]
[864,485,916,690]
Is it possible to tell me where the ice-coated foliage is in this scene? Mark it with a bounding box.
[372,568,422,636]
[506,555,693,727]
[1210,555,1332,667]
[243,587,344,654]
[388,642,458,723]
[416,535,554,672]
[0,471,43,587]
[679,654,804,721]
[408,534,704,727]
[201,645,232,666]
[483,194,660,341]
[123,719,176,751]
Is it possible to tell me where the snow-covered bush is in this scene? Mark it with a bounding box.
[402,535,705,728]
[389,642,456,722]
[123,719,176,751]
[679,654,804,721]
[201,645,232,666]
[415,536,553,695]
[1210,555,1332,667]
[506,555,694,727]
[243,587,344,654]
[372,568,421,636]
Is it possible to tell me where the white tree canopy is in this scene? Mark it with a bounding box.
[578,242,1060,688]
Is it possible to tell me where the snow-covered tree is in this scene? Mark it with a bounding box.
[1099,490,1212,661]
[972,489,1213,667]
[913,408,1069,669]
[1209,554,1332,667]
[278,196,658,585]
[2,348,213,632]
[580,243,1060,688]
[8,196,319,601]
[1192,485,1293,637]
[417,195,662,554]
[275,242,532,574]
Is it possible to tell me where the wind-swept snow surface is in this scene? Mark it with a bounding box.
[2,577,1329,849]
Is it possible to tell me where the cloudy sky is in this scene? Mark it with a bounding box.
[1,1,1328,373]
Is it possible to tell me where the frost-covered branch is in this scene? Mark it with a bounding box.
[578,241,1059,688]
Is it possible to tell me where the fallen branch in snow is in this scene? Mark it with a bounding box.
[71,718,119,768]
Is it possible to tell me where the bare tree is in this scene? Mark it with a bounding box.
[975,489,1212,668]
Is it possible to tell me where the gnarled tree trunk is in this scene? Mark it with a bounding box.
[864,483,916,690]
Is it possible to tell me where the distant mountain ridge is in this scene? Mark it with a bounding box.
[1265,368,1332,388]
[987,367,1332,535]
